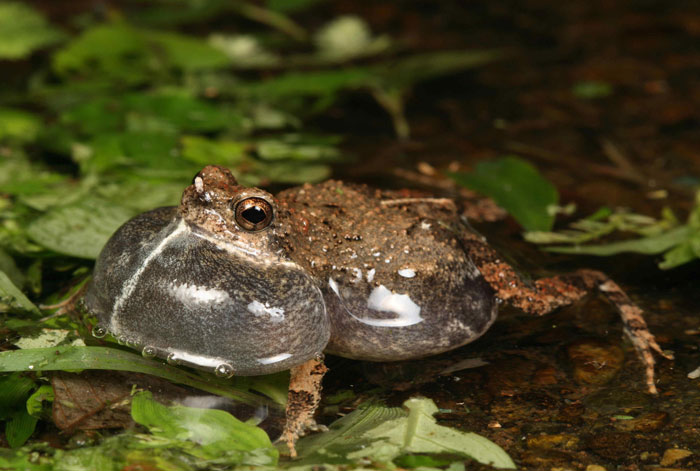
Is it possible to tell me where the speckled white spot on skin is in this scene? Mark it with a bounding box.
[398,268,416,278]
[366,268,376,282]
[171,283,231,304]
[465,261,482,280]
[420,221,431,230]
[372,252,381,257]
[257,352,292,364]
[351,268,362,282]
[328,277,340,296]
[194,176,204,192]
[363,285,423,327]
[247,300,285,322]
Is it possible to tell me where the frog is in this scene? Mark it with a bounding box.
[84,165,670,456]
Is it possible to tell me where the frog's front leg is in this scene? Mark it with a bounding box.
[281,356,328,458]
[462,235,672,394]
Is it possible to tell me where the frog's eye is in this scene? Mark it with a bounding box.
[234,197,274,231]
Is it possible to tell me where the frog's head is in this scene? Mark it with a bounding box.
[180,165,279,246]
[86,165,330,377]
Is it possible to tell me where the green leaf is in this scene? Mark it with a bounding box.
[546,226,691,257]
[0,248,25,291]
[572,80,614,99]
[132,391,277,462]
[293,402,406,460]
[294,398,516,469]
[79,132,184,176]
[26,384,54,418]
[0,270,40,315]
[450,156,559,231]
[0,152,67,197]
[242,68,374,99]
[142,30,230,71]
[181,135,249,166]
[376,49,503,89]
[59,98,124,136]
[52,24,148,80]
[0,3,64,59]
[256,137,341,161]
[26,198,136,259]
[5,409,38,448]
[394,453,453,468]
[658,238,698,269]
[0,373,35,418]
[124,91,243,134]
[0,346,277,407]
[0,108,41,142]
[266,0,323,13]
[358,398,516,468]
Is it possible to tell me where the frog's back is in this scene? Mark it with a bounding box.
[277,181,498,361]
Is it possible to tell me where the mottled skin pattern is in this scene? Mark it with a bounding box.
[275,182,497,361]
[84,165,669,456]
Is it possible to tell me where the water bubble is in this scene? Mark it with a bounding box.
[117,336,128,345]
[92,325,107,338]
[214,363,234,378]
[166,352,180,365]
[141,346,157,358]
[314,352,325,362]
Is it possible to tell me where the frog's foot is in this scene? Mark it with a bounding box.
[595,274,674,394]
[463,236,671,394]
[529,269,671,394]
[281,356,328,458]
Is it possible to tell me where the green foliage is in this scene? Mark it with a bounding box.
[451,156,559,231]
[0,374,38,448]
[0,270,40,315]
[26,198,136,259]
[526,192,700,269]
[0,346,283,408]
[131,391,278,463]
[572,80,614,99]
[0,108,41,142]
[293,397,516,469]
[0,3,63,59]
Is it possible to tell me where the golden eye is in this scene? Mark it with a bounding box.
[234,197,273,231]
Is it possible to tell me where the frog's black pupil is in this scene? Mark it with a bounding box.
[242,206,266,224]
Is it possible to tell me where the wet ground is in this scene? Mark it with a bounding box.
[311,1,700,470]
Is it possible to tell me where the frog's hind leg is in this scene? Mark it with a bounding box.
[281,356,328,458]
[463,236,672,394]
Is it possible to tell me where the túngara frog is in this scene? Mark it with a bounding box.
[84,165,670,456]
